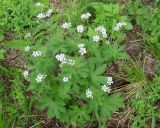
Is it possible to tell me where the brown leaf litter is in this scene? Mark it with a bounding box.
[0,49,27,69]
[125,24,156,80]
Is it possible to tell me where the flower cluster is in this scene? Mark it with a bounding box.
[101,85,111,93]
[23,70,29,80]
[61,22,72,29]
[114,21,126,31]
[105,40,110,45]
[95,26,108,38]
[35,2,43,7]
[36,74,46,83]
[107,76,113,85]
[24,46,30,52]
[101,76,113,93]
[55,53,75,66]
[37,13,46,19]
[37,9,53,19]
[78,44,86,56]
[93,35,100,42]
[67,59,75,66]
[63,75,71,83]
[32,50,42,57]
[56,53,66,65]
[81,12,91,20]
[77,25,84,33]
[46,9,54,17]
[25,33,31,39]
[86,89,93,98]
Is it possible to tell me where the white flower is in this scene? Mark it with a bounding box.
[67,59,75,66]
[23,70,29,80]
[45,13,50,17]
[46,9,53,17]
[55,53,66,61]
[101,85,111,93]
[36,9,53,18]
[32,50,42,57]
[95,26,107,38]
[78,43,85,48]
[63,76,69,82]
[35,2,43,7]
[36,74,46,83]
[93,35,100,42]
[56,53,67,64]
[24,46,30,52]
[95,26,105,32]
[102,33,107,38]
[79,47,86,55]
[25,33,31,39]
[56,53,75,66]
[77,25,84,33]
[114,21,126,31]
[105,41,110,45]
[47,9,53,14]
[81,12,91,20]
[107,76,113,85]
[37,13,46,19]
[61,22,71,29]
[86,88,93,98]
[78,44,86,55]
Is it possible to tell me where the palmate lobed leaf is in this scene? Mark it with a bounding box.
[39,97,66,119]
[90,64,107,85]
[69,105,91,126]
[91,75,107,86]
[94,64,106,76]
[58,85,71,100]
[103,43,128,61]
[88,93,124,122]
[100,93,124,118]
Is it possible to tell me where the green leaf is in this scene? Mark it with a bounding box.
[87,27,94,37]
[104,4,112,12]
[7,40,29,50]
[89,2,104,10]
[70,106,90,126]
[92,75,107,85]
[0,34,4,42]
[39,98,66,119]
[125,22,133,30]
[58,85,71,100]
[39,0,49,5]
[91,64,107,85]
[0,49,6,60]
[0,54,4,60]
[113,4,120,15]
[0,49,5,54]
[94,64,106,76]
[103,44,128,61]
[100,93,124,118]
[0,100,3,128]
[152,111,155,128]
[34,23,50,34]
